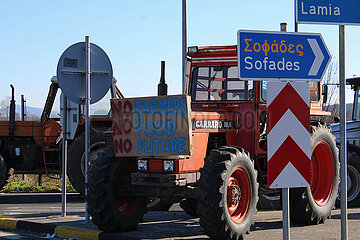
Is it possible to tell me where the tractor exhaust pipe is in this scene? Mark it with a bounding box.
[9,84,16,136]
[157,61,168,96]
[21,95,26,121]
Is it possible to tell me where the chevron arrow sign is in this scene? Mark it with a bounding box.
[267,81,311,189]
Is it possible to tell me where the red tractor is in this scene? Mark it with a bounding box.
[87,45,339,239]
[0,77,123,195]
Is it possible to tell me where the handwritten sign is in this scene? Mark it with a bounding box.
[110,95,192,157]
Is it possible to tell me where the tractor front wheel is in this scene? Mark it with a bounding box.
[0,154,11,190]
[336,150,360,208]
[197,146,258,240]
[87,148,148,232]
[290,124,339,224]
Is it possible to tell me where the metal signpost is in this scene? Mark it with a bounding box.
[267,80,310,240]
[182,0,187,94]
[84,36,91,222]
[338,25,347,239]
[61,94,68,217]
[296,1,360,238]
[238,25,330,240]
[56,37,113,222]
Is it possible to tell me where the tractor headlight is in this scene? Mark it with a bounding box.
[163,160,175,171]
[137,159,148,171]
[188,46,198,53]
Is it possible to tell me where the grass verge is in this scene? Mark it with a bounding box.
[1,174,77,193]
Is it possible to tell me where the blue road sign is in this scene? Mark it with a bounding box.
[237,30,331,81]
[296,0,360,25]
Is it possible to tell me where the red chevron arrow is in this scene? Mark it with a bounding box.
[267,83,310,132]
[268,136,311,187]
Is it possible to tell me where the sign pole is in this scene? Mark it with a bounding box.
[61,94,68,217]
[85,36,91,222]
[296,2,354,238]
[282,188,290,240]
[339,24,348,240]
[182,0,187,94]
[294,0,298,32]
[280,22,290,240]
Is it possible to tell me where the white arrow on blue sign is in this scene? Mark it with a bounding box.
[237,30,331,82]
[296,0,360,25]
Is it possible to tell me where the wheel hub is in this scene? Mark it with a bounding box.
[226,167,251,223]
[230,183,241,205]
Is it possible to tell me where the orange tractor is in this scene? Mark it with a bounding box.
[0,78,123,195]
[87,45,339,239]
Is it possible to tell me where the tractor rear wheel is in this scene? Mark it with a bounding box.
[290,124,339,224]
[67,128,105,195]
[147,198,173,211]
[180,198,198,217]
[336,150,360,208]
[87,148,148,232]
[197,146,258,240]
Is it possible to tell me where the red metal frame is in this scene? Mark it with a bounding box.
[227,167,251,222]
[310,141,335,206]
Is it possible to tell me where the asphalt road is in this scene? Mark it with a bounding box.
[0,230,29,240]
[0,229,63,240]
[0,193,84,217]
[1,193,360,240]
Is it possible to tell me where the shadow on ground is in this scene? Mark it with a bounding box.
[331,212,360,220]
[0,193,83,204]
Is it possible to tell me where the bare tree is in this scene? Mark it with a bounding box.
[0,96,11,120]
[321,57,339,124]
[26,113,40,121]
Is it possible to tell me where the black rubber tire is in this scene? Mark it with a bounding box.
[290,124,340,225]
[180,198,198,217]
[0,154,11,190]
[87,147,148,232]
[257,190,281,210]
[336,150,360,208]
[67,128,106,195]
[147,199,173,211]
[197,146,258,240]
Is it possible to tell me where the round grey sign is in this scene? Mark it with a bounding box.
[57,42,113,105]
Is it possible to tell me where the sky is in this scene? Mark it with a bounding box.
[0,0,358,108]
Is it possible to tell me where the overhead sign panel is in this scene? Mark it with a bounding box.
[237,30,331,81]
[296,0,360,25]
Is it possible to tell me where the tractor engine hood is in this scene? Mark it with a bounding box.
[330,120,360,143]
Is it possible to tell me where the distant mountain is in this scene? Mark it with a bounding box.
[15,105,43,116]
[0,105,59,118]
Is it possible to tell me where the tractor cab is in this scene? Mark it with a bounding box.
[186,45,327,159]
[347,77,360,120]
[186,45,265,159]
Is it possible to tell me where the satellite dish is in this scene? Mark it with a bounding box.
[56,42,113,105]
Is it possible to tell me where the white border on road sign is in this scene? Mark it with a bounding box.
[237,29,331,82]
[295,0,360,26]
